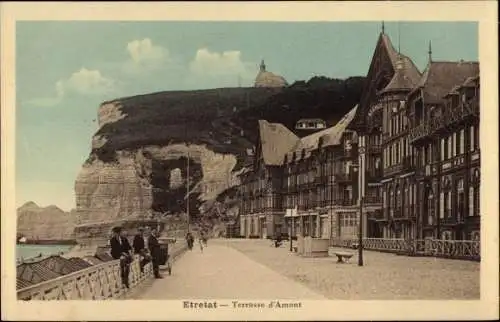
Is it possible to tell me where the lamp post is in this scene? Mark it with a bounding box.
[353,143,366,267]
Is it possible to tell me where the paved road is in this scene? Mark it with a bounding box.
[226,239,480,300]
[137,242,326,299]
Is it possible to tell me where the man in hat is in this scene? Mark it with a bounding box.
[110,226,132,288]
[133,227,150,273]
[146,227,163,279]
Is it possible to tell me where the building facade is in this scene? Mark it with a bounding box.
[407,73,480,241]
[239,28,480,242]
[350,29,480,241]
[295,118,327,130]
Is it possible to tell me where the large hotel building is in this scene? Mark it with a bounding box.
[238,28,480,242]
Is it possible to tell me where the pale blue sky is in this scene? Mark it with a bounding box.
[16,21,478,211]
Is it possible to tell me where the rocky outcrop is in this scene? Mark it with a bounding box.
[74,78,365,241]
[17,202,77,241]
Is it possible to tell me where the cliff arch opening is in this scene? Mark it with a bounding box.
[150,158,203,219]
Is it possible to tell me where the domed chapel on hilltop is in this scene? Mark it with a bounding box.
[254,60,288,88]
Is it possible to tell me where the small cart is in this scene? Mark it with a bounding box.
[158,237,176,275]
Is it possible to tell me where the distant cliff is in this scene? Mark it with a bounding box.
[74,76,365,238]
[17,202,77,241]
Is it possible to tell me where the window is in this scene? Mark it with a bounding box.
[474,124,479,150]
[445,191,451,218]
[459,129,465,154]
[428,189,434,225]
[469,185,476,216]
[389,187,394,218]
[470,125,475,151]
[383,188,387,208]
[439,191,445,219]
[447,135,452,159]
[452,133,457,157]
[457,179,465,221]
[475,186,480,216]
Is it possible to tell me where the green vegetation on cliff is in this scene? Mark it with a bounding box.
[93,76,365,167]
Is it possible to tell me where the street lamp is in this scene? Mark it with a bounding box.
[352,145,365,267]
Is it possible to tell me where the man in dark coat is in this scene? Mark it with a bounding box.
[109,226,132,288]
[133,227,150,273]
[147,228,163,279]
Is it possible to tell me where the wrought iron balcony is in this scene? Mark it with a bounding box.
[334,198,356,206]
[383,157,415,177]
[369,210,385,220]
[335,172,354,183]
[440,212,466,225]
[409,97,479,143]
[334,149,355,159]
[316,176,329,184]
[367,144,382,154]
[364,196,383,204]
[366,169,383,182]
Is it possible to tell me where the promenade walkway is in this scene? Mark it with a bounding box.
[136,241,326,299]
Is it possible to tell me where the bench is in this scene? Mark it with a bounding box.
[334,251,353,263]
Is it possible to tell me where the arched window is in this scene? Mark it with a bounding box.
[469,169,480,217]
[389,186,394,219]
[456,178,465,221]
[396,185,401,216]
[404,182,409,213]
[427,187,434,225]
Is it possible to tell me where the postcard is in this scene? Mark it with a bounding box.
[1,1,498,321]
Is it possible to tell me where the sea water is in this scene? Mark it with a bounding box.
[16,244,74,261]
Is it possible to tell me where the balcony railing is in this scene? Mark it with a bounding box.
[409,98,479,143]
[334,198,356,206]
[367,145,382,154]
[330,238,480,260]
[384,157,414,177]
[335,172,354,183]
[364,196,383,204]
[366,169,383,182]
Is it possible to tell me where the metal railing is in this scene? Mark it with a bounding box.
[330,237,480,260]
[409,98,479,143]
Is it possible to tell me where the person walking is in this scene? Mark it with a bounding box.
[186,231,194,250]
[201,230,208,247]
[110,226,132,288]
[147,227,163,279]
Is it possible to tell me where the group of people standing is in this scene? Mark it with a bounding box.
[109,226,163,289]
[185,230,208,252]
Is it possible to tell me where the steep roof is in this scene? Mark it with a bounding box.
[411,61,479,104]
[350,32,420,129]
[381,55,422,93]
[289,105,358,156]
[380,34,421,79]
[258,120,300,166]
[461,75,479,88]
